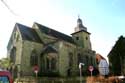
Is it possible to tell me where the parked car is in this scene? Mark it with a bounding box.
[0,70,13,83]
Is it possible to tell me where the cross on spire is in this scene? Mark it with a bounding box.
[78,14,80,19]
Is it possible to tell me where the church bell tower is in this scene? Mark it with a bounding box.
[71,17,92,49]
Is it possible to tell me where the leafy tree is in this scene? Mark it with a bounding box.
[0,58,12,70]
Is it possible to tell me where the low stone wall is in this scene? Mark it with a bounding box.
[14,77,36,83]
[14,76,120,83]
[14,77,86,83]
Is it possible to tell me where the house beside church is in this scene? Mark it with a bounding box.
[7,17,97,77]
[108,36,125,75]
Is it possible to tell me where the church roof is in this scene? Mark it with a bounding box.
[34,22,75,44]
[16,23,42,43]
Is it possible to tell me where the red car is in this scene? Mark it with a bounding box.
[0,70,13,83]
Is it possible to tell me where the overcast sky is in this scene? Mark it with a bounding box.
[0,0,125,60]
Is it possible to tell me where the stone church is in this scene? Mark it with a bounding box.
[7,17,97,77]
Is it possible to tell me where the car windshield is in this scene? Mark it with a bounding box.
[0,76,9,83]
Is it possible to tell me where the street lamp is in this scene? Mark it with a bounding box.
[79,63,84,83]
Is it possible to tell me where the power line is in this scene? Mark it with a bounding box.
[1,0,40,25]
[1,0,18,16]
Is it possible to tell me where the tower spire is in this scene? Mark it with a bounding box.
[75,17,87,32]
[71,16,91,49]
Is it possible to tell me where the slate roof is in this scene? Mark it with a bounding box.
[16,23,42,43]
[34,22,75,44]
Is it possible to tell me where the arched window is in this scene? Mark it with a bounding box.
[86,56,88,66]
[69,52,73,67]
[46,54,57,71]
[30,51,38,66]
[10,47,16,63]
[51,58,56,70]
[16,34,19,42]
[90,57,93,65]
[77,53,82,64]
[46,58,49,69]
